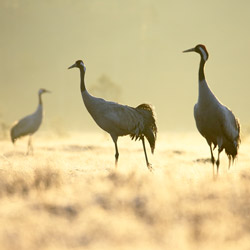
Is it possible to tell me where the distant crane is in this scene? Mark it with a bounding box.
[183,44,240,175]
[10,88,50,154]
[68,60,157,171]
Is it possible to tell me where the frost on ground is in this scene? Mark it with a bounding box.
[0,132,250,250]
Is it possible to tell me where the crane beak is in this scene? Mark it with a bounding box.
[68,63,76,69]
[44,89,51,93]
[183,47,195,53]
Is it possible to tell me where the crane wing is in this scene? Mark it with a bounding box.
[82,93,155,140]
[219,105,240,143]
[11,108,43,142]
[101,102,144,136]
[11,115,34,142]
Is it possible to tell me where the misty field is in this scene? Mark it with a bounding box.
[1,131,250,250]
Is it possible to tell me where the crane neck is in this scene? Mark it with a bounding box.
[197,57,215,104]
[80,67,86,92]
[38,93,43,106]
[199,57,206,82]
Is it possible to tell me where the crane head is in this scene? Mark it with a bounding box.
[39,89,51,95]
[183,44,209,62]
[68,60,86,72]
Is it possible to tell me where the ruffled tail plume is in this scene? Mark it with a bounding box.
[134,104,157,153]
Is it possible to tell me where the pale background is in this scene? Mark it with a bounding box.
[1,2,250,249]
[1,0,249,132]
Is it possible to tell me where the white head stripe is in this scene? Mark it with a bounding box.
[199,47,207,61]
[80,61,86,71]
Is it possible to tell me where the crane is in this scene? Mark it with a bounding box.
[183,44,240,175]
[68,60,157,171]
[10,88,50,154]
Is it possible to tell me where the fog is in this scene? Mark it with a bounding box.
[1,0,250,133]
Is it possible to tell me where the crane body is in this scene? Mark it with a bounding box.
[68,60,157,170]
[183,44,240,175]
[10,89,50,154]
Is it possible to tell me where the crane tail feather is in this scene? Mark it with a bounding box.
[224,118,241,167]
[133,103,157,153]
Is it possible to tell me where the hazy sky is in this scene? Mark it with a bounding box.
[1,0,250,133]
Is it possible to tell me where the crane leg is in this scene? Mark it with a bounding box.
[111,135,119,168]
[209,144,215,165]
[114,141,119,168]
[26,136,33,155]
[209,145,215,178]
[142,137,153,171]
[216,148,222,175]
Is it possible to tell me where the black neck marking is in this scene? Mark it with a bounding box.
[196,45,208,82]
[199,58,206,81]
[39,93,43,105]
[80,67,86,92]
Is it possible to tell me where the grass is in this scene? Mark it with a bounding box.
[0,131,250,250]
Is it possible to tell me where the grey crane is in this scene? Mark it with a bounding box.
[10,88,50,154]
[183,44,240,175]
[68,60,157,171]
